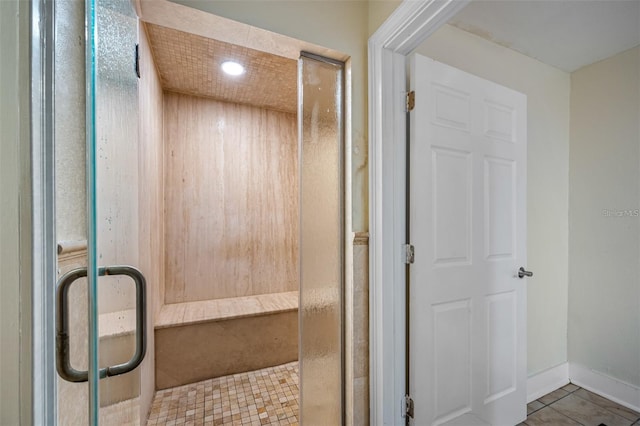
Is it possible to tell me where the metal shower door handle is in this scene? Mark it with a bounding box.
[56,265,147,383]
[518,267,533,279]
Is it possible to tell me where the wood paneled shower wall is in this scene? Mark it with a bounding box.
[163,92,299,303]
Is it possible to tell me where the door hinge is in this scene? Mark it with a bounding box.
[404,394,415,418]
[403,244,415,264]
[406,91,415,112]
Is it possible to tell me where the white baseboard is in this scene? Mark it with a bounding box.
[527,363,569,403]
[526,362,640,412]
[569,363,640,412]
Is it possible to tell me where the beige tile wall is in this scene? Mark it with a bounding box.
[155,311,298,390]
[138,23,166,421]
[346,233,369,426]
[163,92,299,303]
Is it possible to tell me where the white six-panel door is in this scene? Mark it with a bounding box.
[409,54,528,426]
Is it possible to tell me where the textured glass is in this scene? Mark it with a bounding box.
[90,0,141,423]
[298,55,344,425]
[54,1,91,424]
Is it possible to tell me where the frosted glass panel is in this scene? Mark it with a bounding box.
[298,53,344,425]
[54,1,91,423]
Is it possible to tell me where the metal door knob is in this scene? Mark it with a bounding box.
[518,267,533,279]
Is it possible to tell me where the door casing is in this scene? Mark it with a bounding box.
[368,1,471,424]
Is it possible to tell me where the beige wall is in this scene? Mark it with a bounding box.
[0,0,32,424]
[169,0,370,233]
[138,25,166,421]
[368,0,402,36]
[413,24,571,377]
[568,46,640,387]
[163,93,299,303]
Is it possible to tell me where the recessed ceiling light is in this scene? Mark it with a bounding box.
[221,61,245,76]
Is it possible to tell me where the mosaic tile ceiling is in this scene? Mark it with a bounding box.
[144,23,298,113]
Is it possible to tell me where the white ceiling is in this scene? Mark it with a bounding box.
[449,0,640,72]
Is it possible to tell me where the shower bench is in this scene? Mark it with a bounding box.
[154,291,298,389]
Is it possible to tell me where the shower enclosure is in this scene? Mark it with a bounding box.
[46,0,347,424]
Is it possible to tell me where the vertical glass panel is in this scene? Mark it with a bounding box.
[90,0,141,423]
[298,53,344,425]
[55,0,90,423]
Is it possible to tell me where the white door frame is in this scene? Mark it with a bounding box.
[368,1,470,424]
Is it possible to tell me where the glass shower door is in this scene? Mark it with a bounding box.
[87,0,143,423]
[55,0,143,423]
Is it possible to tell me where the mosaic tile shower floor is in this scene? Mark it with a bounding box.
[147,362,299,426]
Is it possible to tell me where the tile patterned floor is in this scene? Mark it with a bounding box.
[522,383,640,426]
[147,362,299,426]
[148,365,640,426]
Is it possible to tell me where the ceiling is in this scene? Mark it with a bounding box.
[450,0,640,72]
[143,1,639,107]
[144,23,298,113]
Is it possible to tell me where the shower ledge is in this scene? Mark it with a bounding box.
[99,309,136,338]
[155,291,298,329]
